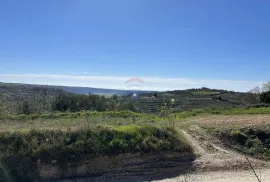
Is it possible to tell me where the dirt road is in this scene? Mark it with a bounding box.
[54,169,270,182]
[161,126,270,182]
[154,169,270,182]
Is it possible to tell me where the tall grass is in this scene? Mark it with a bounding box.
[5,110,160,121]
[0,125,192,181]
[2,108,270,132]
[3,107,270,123]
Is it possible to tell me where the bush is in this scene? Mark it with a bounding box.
[231,129,248,145]
[218,128,270,160]
[18,101,32,115]
[260,91,270,103]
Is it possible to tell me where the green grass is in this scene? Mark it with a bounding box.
[114,125,142,132]
[192,91,220,95]
[2,108,270,132]
[175,109,206,120]
[218,107,270,115]
[5,110,160,121]
[3,107,270,122]
[0,111,162,133]
[0,125,192,181]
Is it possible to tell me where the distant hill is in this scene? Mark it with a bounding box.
[0,82,153,97]
[135,87,261,113]
[0,82,67,114]
[0,82,65,101]
[0,82,262,114]
[57,85,153,96]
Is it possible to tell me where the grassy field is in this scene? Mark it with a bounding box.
[175,107,270,120]
[1,107,270,132]
[1,107,270,181]
[0,111,162,133]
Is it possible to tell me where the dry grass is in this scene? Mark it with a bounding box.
[0,115,161,133]
[186,115,270,130]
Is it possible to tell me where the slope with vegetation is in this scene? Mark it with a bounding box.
[1,107,270,181]
[0,125,192,181]
[1,82,266,115]
[0,82,65,115]
[1,82,270,181]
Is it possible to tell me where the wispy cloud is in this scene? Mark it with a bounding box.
[0,74,264,92]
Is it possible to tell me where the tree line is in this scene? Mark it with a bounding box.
[15,93,141,115]
[249,81,270,104]
[4,82,270,115]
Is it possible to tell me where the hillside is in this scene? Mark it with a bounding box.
[0,82,154,114]
[134,87,261,113]
[57,85,153,95]
[0,82,262,115]
[0,82,67,114]
[1,109,270,181]
[0,82,152,96]
[0,82,65,101]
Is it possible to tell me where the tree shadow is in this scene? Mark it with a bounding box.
[43,152,196,182]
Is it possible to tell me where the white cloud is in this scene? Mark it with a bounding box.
[0,73,264,92]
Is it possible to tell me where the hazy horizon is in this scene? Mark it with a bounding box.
[0,73,264,92]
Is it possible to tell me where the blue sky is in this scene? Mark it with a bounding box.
[0,0,269,91]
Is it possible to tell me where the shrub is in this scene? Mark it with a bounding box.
[231,129,248,145]
[218,128,270,160]
[260,91,270,103]
[18,101,32,115]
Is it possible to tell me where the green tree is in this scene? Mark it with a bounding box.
[111,94,118,101]
[260,91,270,103]
[154,91,158,98]
[52,94,70,112]
[19,101,31,115]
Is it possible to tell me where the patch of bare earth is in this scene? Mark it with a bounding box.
[181,125,269,172]
[193,114,270,128]
[154,169,270,182]
[154,114,270,182]
[41,152,196,182]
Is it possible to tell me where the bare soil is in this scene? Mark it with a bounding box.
[181,125,269,171]
[193,114,270,129]
[154,169,270,182]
